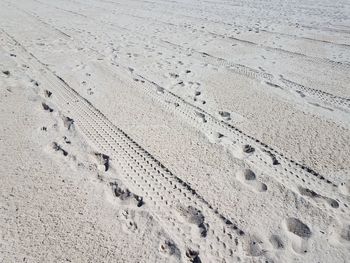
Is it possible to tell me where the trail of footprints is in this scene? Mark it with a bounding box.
[18,1,349,113]
[33,68,254,262]
[50,78,250,261]
[161,40,350,112]
[65,3,350,112]
[24,63,188,260]
[101,27,350,117]
[39,94,174,252]
[122,67,350,218]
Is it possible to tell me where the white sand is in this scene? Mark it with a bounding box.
[0,0,349,262]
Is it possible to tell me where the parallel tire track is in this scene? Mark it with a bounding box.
[2,4,349,219]
[120,67,350,219]
[1,30,268,262]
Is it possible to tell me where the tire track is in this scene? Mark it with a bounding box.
[162,42,350,112]
[30,0,350,112]
[120,67,350,219]
[1,29,270,262]
[280,77,350,109]
[4,3,349,219]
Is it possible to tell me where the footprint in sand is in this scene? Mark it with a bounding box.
[195,111,207,123]
[236,169,267,192]
[242,144,255,154]
[42,102,54,112]
[87,87,94,95]
[245,236,266,257]
[269,234,284,250]
[298,186,339,209]
[329,221,350,245]
[95,153,110,172]
[185,249,201,263]
[219,111,231,121]
[284,217,311,254]
[176,205,208,238]
[110,181,144,207]
[159,239,181,259]
[62,116,75,131]
[44,90,52,98]
[339,180,350,196]
[52,142,68,156]
[2,70,10,76]
[119,209,138,233]
[339,224,350,243]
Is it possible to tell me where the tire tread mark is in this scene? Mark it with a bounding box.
[1,29,260,261]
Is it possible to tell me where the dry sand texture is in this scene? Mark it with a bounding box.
[0,0,350,262]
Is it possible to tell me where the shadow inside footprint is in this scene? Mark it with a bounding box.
[42,102,53,112]
[286,218,311,238]
[269,235,284,249]
[219,111,231,121]
[44,90,52,98]
[52,142,68,156]
[285,218,312,254]
[95,153,109,171]
[159,240,181,259]
[244,169,256,180]
[63,116,74,130]
[340,225,350,242]
[2,70,10,76]
[186,249,202,263]
[242,144,255,154]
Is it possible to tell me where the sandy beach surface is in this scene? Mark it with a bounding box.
[1,0,350,262]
